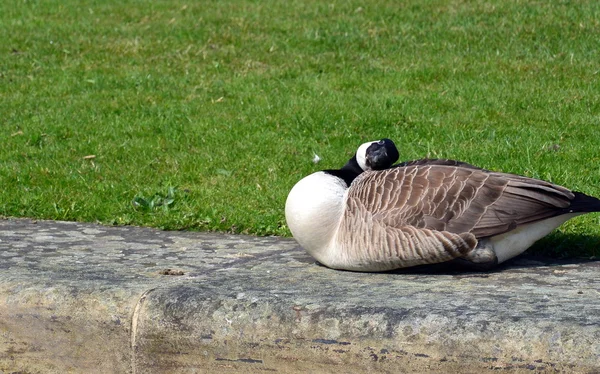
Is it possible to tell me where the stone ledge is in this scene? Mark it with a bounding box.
[0,219,598,373]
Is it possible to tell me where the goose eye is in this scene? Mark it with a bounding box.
[377,140,385,145]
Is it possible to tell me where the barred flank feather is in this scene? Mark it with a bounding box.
[330,164,599,271]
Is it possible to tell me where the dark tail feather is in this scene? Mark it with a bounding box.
[568,191,600,213]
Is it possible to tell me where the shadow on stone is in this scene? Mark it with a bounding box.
[313,232,599,275]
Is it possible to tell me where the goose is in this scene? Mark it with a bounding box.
[285,139,600,272]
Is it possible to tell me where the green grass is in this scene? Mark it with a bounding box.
[1,0,600,257]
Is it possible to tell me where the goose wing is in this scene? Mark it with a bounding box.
[335,164,574,270]
[349,164,574,238]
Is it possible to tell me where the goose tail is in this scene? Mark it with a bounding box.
[568,191,600,213]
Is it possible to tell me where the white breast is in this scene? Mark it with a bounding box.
[285,172,348,264]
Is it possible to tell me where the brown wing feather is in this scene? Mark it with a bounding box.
[336,195,476,271]
[349,165,574,239]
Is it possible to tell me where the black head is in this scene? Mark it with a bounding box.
[356,138,399,171]
[324,138,400,187]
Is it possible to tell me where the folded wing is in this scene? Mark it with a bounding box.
[349,165,574,238]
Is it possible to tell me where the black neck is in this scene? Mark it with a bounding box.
[341,155,364,175]
[323,156,364,186]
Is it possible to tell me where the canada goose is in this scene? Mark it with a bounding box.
[285,139,600,271]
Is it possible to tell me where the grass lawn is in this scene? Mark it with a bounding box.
[1,0,600,257]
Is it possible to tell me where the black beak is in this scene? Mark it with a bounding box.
[367,148,389,169]
[365,139,399,170]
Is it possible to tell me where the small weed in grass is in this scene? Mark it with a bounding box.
[132,187,177,213]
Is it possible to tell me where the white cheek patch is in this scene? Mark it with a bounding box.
[356,140,379,171]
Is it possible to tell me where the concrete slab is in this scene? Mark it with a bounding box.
[0,218,598,373]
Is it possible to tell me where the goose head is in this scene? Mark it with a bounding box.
[342,138,400,176]
[357,138,399,171]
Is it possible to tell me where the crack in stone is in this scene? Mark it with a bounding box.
[130,286,155,374]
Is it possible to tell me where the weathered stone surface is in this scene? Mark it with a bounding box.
[0,218,599,373]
